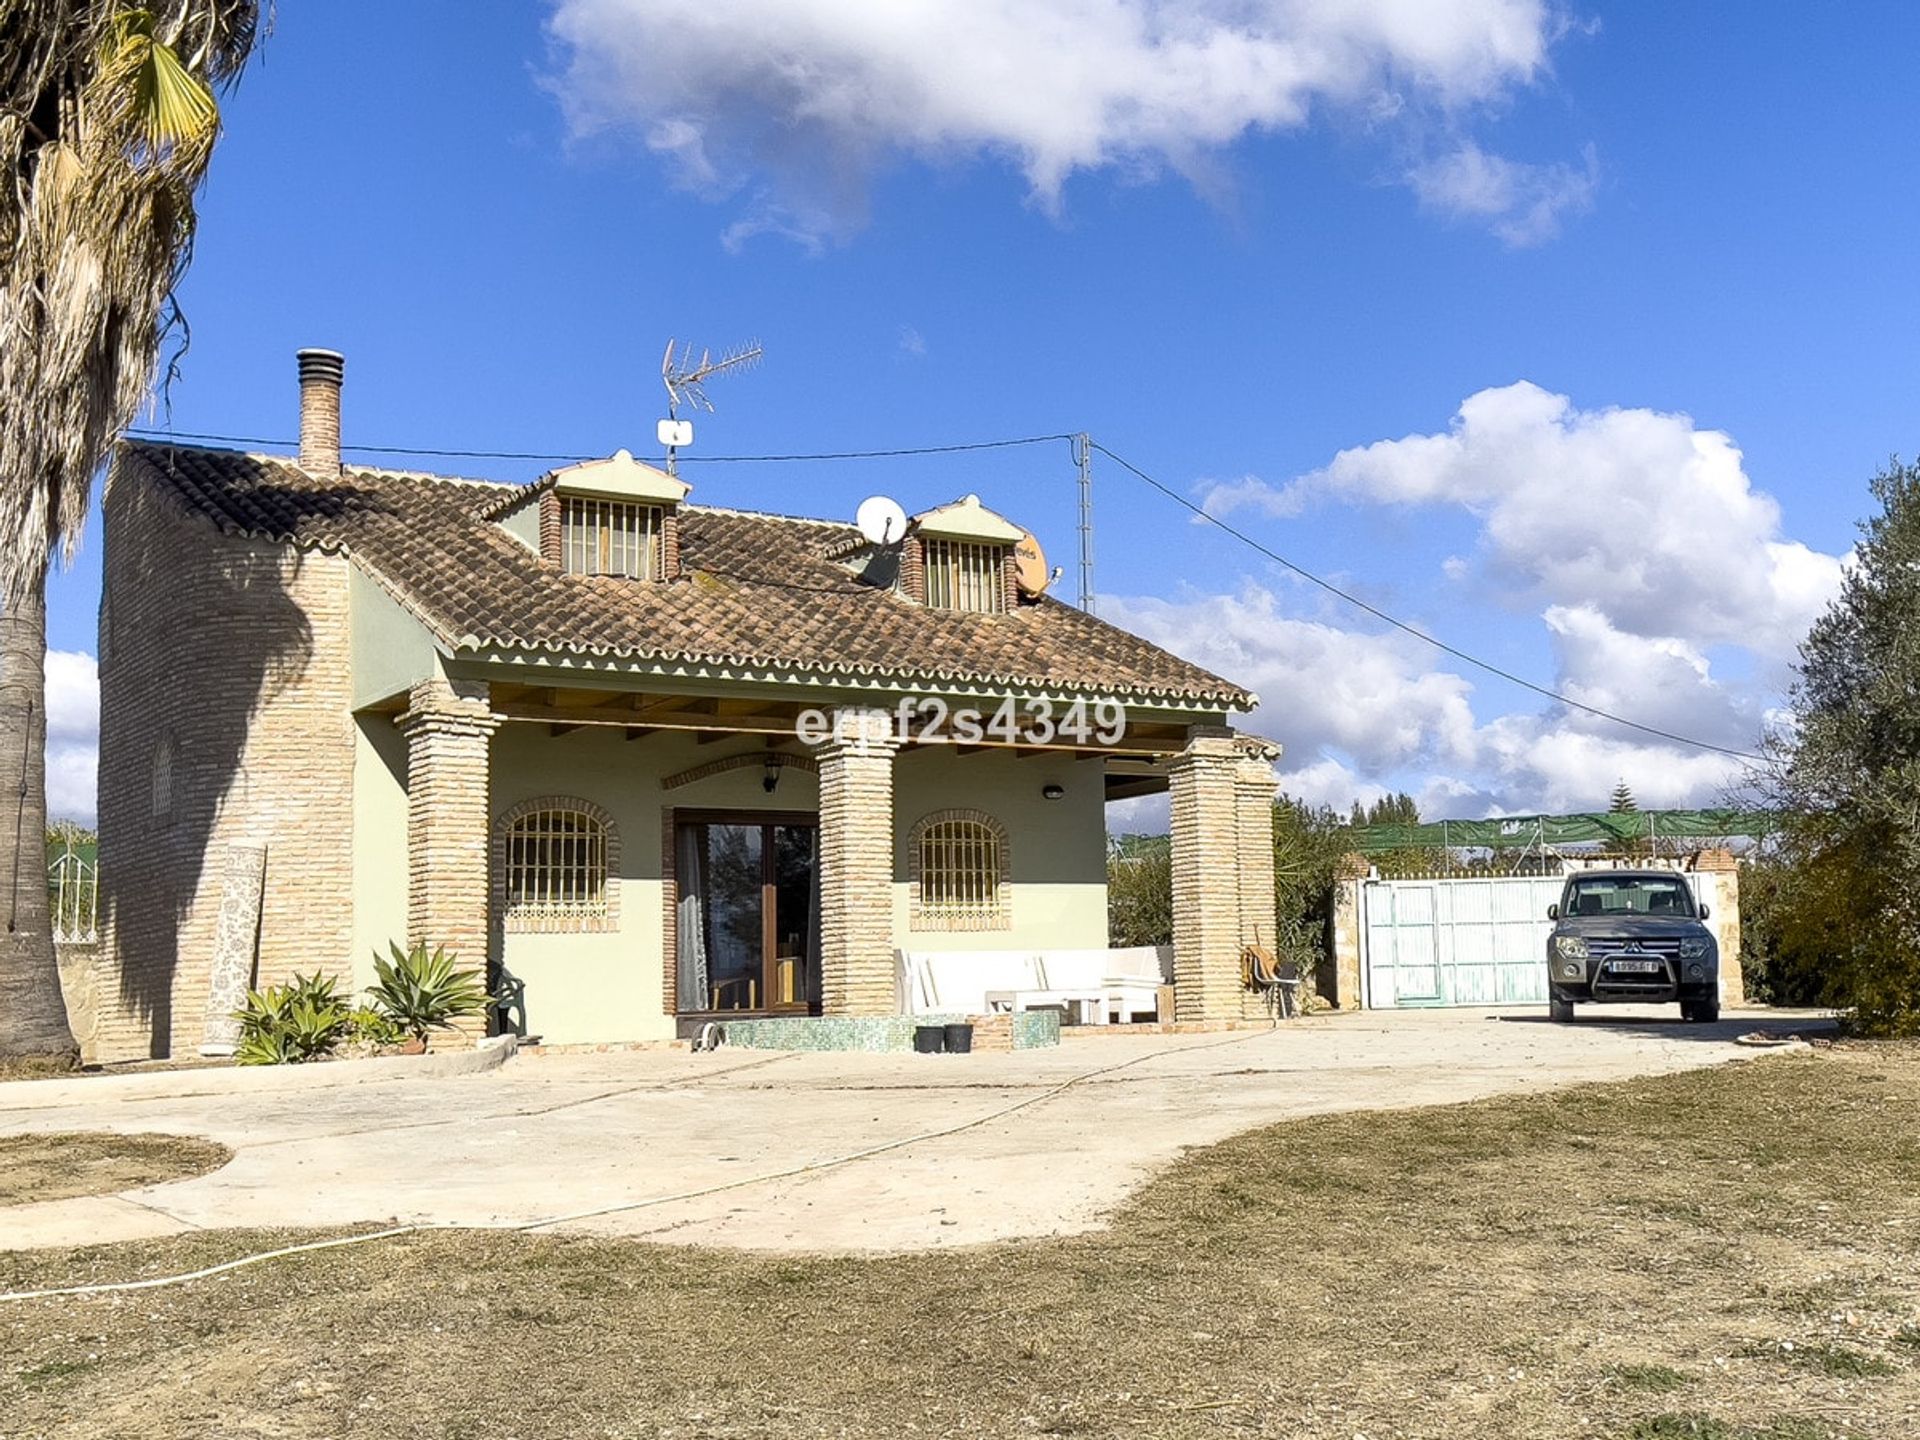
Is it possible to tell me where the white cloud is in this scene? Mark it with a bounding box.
[43,650,97,825]
[1204,381,1847,667]
[544,0,1582,245]
[1100,581,1776,821]
[1406,140,1598,246]
[1104,583,1480,770]
[898,325,928,359]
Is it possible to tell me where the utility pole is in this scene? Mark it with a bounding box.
[1074,432,1095,614]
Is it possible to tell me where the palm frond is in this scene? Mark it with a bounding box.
[0,2,262,602]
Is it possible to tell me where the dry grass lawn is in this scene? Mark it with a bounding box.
[2,1045,1917,1439]
[0,1133,230,1208]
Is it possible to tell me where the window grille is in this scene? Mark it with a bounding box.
[912,813,1009,929]
[561,497,664,579]
[922,538,1007,613]
[501,805,609,921]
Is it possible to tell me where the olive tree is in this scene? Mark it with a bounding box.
[1765,459,1920,1034]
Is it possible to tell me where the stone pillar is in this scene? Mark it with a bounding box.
[816,707,899,1016]
[397,677,497,1035]
[1693,848,1745,1005]
[1327,854,1372,1010]
[1168,730,1243,1022]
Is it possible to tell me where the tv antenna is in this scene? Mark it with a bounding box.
[658,338,763,475]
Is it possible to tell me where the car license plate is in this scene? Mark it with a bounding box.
[1609,959,1662,974]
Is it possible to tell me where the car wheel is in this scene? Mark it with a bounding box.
[1685,998,1720,1024]
[1549,996,1575,1023]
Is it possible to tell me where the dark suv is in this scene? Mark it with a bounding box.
[1546,870,1720,1024]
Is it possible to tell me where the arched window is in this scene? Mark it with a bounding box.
[495,799,620,932]
[909,809,1010,931]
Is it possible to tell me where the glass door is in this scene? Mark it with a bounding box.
[675,813,818,1014]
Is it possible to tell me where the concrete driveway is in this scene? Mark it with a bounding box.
[0,1007,1827,1255]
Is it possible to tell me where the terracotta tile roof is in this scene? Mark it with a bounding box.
[116,442,1254,708]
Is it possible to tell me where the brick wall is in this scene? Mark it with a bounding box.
[96,456,357,1059]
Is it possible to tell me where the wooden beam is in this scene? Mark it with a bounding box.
[624,726,660,743]
[548,723,582,738]
[695,730,733,745]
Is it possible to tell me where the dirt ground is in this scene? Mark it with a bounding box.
[2,1041,1915,1440]
[0,1133,228,1208]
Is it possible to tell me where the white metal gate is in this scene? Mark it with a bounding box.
[1362,875,1562,1007]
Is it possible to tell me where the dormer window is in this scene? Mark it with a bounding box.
[563,496,664,579]
[906,493,1029,614]
[924,538,1008,613]
[530,449,691,581]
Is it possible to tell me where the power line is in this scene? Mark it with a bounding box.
[122,419,1765,763]
[1089,439,1767,764]
[122,428,1075,466]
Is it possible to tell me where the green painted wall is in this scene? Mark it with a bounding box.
[350,715,410,992]
[891,747,1108,953]
[345,713,1112,1046]
[348,566,439,709]
[495,500,540,553]
[489,726,826,1045]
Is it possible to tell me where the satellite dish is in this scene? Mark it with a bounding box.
[657,418,693,449]
[1013,530,1050,595]
[856,495,909,547]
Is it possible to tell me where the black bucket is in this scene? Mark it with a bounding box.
[943,1023,974,1054]
[912,1025,947,1054]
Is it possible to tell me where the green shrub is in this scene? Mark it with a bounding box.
[368,941,487,1043]
[345,1006,405,1048]
[233,971,349,1065]
[1106,842,1171,947]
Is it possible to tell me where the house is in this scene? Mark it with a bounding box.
[90,350,1279,1060]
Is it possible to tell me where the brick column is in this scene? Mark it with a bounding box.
[1232,736,1280,1020]
[1169,730,1243,1022]
[816,708,900,1015]
[1233,736,1280,950]
[397,678,497,1016]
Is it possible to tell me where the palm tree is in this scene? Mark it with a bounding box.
[1,4,260,1061]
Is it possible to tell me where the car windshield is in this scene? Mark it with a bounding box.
[1563,875,1694,918]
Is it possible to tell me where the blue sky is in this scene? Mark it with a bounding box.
[43,2,1920,823]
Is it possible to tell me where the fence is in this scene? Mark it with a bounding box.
[48,842,99,944]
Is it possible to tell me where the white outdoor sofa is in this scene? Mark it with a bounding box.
[897,946,1174,1024]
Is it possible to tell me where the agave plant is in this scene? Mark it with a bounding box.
[368,942,487,1046]
[232,971,349,1065]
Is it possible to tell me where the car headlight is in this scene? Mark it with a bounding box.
[1561,960,1584,978]
[1687,962,1705,979]
[1554,936,1589,960]
[1680,937,1709,958]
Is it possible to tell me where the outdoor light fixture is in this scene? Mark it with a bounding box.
[1042,783,1065,800]
[763,756,781,793]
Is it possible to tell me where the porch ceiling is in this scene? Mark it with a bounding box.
[485,680,1194,767]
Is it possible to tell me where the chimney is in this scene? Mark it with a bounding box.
[296,348,345,474]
